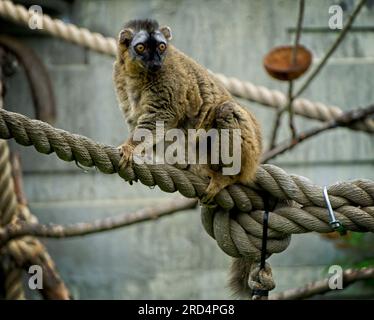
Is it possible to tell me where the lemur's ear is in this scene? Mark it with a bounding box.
[159,26,172,41]
[118,28,134,46]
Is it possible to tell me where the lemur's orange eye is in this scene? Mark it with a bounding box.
[135,43,145,53]
[159,43,166,51]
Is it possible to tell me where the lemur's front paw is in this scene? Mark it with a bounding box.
[200,182,220,208]
[118,143,134,170]
[200,195,218,208]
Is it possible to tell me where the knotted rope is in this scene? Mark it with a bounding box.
[1,0,373,298]
[248,262,275,300]
[0,0,373,133]
[0,108,373,266]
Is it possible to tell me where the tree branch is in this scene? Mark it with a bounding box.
[269,107,285,149]
[262,104,374,163]
[269,0,304,148]
[270,267,374,300]
[0,198,197,246]
[287,0,305,139]
[294,0,366,98]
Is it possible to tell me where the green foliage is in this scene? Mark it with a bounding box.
[345,232,366,247]
[323,232,374,289]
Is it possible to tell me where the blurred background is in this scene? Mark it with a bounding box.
[1,0,374,299]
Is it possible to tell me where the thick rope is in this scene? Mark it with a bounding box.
[0,108,373,262]
[0,73,25,298]
[0,0,117,56]
[0,108,373,213]
[0,75,67,299]
[0,107,373,299]
[0,140,69,300]
[0,142,18,225]
[3,265,24,299]
[0,0,373,133]
[201,205,374,260]
[6,236,70,300]
[0,142,26,300]
[249,262,275,300]
[213,73,374,133]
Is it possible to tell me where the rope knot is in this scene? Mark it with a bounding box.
[249,262,275,299]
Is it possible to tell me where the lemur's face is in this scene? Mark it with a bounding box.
[119,24,172,73]
[129,30,167,72]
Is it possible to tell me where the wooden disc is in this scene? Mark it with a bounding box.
[263,45,312,81]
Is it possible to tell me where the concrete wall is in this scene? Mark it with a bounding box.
[4,0,374,299]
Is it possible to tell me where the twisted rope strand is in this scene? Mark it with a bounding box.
[0,71,25,298]
[0,0,117,56]
[0,75,69,299]
[201,205,374,260]
[1,108,373,215]
[0,142,18,225]
[212,73,374,133]
[1,105,373,260]
[1,107,373,273]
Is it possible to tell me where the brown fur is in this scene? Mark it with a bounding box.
[229,258,253,298]
[113,20,262,296]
